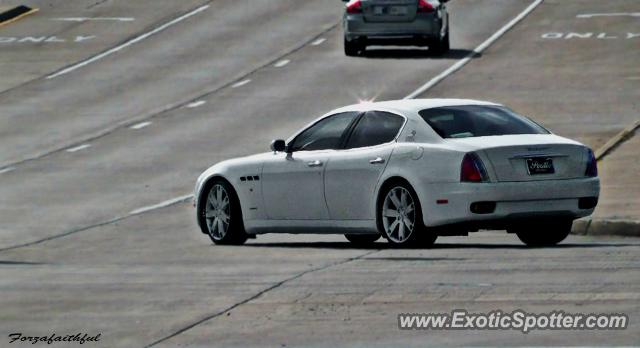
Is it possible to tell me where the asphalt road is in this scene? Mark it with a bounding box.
[1,0,638,346]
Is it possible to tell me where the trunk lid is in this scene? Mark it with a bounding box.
[362,0,418,23]
[448,135,588,182]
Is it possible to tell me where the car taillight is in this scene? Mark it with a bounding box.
[585,148,598,177]
[461,153,488,183]
[346,0,362,14]
[417,0,435,13]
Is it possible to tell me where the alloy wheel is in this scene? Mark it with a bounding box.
[205,184,231,240]
[382,186,416,243]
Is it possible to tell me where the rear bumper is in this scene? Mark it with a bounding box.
[344,13,440,41]
[418,177,600,227]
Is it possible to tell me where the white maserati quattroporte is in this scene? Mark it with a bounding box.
[195,99,599,247]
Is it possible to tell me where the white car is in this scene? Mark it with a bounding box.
[195,99,599,247]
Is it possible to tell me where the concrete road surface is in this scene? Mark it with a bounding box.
[1,0,638,346]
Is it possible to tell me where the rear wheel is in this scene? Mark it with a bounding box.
[510,219,572,247]
[430,27,450,55]
[344,37,365,56]
[344,234,381,246]
[200,180,247,245]
[378,182,437,248]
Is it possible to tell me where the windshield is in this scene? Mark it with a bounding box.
[418,105,549,139]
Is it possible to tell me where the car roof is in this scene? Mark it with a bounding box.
[332,98,502,118]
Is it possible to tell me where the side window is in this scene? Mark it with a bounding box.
[289,112,359,151]
[345,111,404,149]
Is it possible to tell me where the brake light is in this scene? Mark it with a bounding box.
[346,0,362,14]
[461,153,488,183]
[417,0,435,13]
[585,148,598,177]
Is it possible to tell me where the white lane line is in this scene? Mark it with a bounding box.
[231,79,251,88]
[404,0,543,99]
[310,38,326,46]
[186,100,206,108]
[130,121,152,130]
[46,5,209,79]
[274,59,290,68]
[0,167,15,174]
[66,144,91,153]
[577,12,640,18]
[51,17,135,22]
[129,194,194,215]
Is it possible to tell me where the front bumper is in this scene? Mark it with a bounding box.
[419,177,600,227]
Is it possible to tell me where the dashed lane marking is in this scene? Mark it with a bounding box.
[65,144,91,153]
[274,59,290,68]
[130,121,152,130]
[129,194,194,215]
[310,37,326,46]
[186,100,206,108]
[46,5,209,79]
[231,79,251,88]
[51,17,135,22]
[0,167,15,174]
[577,12,640,19]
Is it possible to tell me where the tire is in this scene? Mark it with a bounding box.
[431,27,450,56]
[199,179,248,245]
[377,181,437,248]
[510,219,572,247]
[344,233,381,246]
[344,37,364,56]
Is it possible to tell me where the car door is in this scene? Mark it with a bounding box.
[324,111,406,220]
[261,112,360,220]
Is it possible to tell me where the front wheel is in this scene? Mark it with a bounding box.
[378,182,437,248]
[510,219,572,247]
[200,180,248,245]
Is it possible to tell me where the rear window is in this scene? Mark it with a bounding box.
[418,105,549,139]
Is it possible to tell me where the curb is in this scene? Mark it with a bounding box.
[0,5,38,27]
[572,218,640,238]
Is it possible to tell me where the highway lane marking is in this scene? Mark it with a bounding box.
[0,35,95,43]
[129,194,194,215]
[274,59,290,68]
[577,12,640,18]
[52,17,135,22]
[130,121,152,130]
[0,167,15,174]
[0,22,340,172]
[65,144,91,153]
[46,4,209,79]
[310,38,326,46]
[231,79,251,88]
[186,100,206,108]
[541,32,640,40]
[404,0,543,99]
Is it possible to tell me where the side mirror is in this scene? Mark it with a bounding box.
[270,139,286,152]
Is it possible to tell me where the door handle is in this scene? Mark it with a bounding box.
[306,160,323,167]
[369,157,385,164]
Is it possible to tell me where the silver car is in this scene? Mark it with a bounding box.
[343,0,450,56]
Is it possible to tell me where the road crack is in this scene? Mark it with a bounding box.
[143,249,380,348]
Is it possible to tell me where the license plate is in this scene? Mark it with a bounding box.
[373,6,408,16]
[526,157,555,175]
